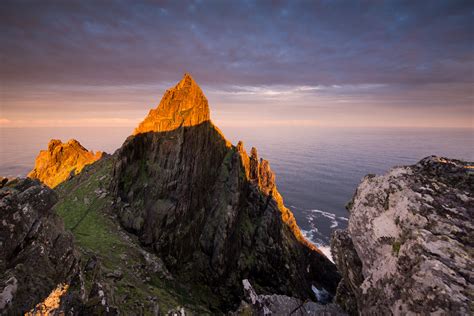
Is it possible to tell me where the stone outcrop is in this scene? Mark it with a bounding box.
[232,279,347,315]
[28,139,103,188]
[113,74,339,311]
[331,156,474,315]
[0,178,80,314]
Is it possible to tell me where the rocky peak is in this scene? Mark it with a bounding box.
[113,76,339,310]
[133,73,210,135]
[28,139,103,188]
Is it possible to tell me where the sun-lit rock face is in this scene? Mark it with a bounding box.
[113,73,339,310]
[331,156,473,315]
[28,139,103,188]
[133,73,210,135]
[25,284,69,316]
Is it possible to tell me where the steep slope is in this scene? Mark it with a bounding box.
[28,139,103,188]
[331,156,473,315]
[112,73,339,310]
[0,178,79,314]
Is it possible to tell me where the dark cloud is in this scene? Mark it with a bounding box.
[0,0,473,128]
[1,0,473,86]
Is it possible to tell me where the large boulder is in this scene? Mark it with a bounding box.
[331,156,473,315]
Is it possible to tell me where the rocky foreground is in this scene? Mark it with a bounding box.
[332,156,473,315]
[0,178,79,314]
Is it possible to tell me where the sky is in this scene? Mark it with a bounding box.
[1,0,473,128]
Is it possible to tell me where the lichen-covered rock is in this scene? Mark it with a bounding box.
[0,178,80,314]
[232,279,347,316]
[113,74,339,311]
[331,156,474,315]
[28,139,103,188]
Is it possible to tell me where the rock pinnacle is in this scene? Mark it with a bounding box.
[133,73,210,135]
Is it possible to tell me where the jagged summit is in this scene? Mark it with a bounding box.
[28,139,102,188]
[133,73,211,135]
[12,74,340,313]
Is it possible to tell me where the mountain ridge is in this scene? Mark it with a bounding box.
[0,74,471,315]
[113,73,339,309]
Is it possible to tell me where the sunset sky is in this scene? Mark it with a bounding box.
[1,0,473,128]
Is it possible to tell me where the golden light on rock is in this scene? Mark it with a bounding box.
[28,139,103,188]
[25,283,69,316]
[236,141,322,254]
[133,73,211,135]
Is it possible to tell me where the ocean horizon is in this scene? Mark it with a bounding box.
[1,125,473,259]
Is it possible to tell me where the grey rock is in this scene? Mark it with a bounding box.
[0,178,80,314]
[331,156,474,315]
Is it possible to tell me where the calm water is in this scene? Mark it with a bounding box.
[1,126,473,258]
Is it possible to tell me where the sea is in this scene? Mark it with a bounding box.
[1,126,473,260]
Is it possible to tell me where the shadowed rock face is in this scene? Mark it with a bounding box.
[113,74,339,310]
[331,156,474,315]
[28,139,103,188]
[0,178,79,314]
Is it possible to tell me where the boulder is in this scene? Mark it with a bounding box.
[331,156,474,315]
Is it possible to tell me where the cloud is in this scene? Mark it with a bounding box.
[0,117,140,128]
[0,0,472,128]
[1,1,472,87]
[0,118,11,125]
